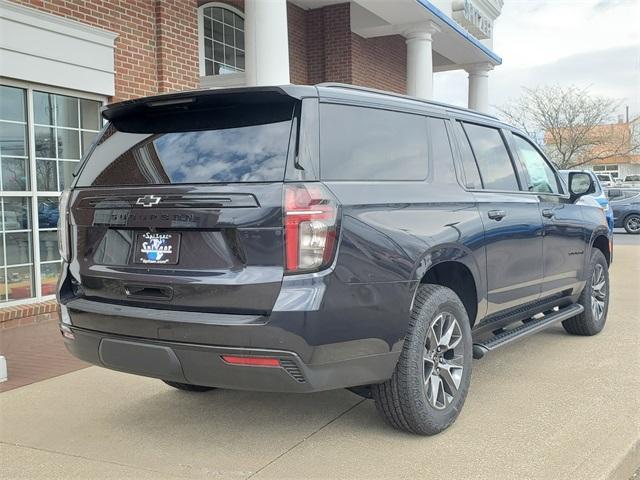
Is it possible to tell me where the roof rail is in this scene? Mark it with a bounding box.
[316,82,499,121]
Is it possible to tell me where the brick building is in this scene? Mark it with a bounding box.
[0,0,503,314]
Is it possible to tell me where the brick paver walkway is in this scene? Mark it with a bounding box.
[0,320,87,392]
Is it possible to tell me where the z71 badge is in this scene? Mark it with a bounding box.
[134,232,180,265]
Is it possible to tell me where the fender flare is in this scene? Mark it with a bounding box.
[408,243,486,322]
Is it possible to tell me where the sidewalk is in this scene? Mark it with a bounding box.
[0,319,87,392]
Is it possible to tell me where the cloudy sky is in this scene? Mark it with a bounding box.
[433,0,640,117]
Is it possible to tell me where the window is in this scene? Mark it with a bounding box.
[428,118,455,169]
[512,135,560,194]
[199,4,245,76]
[77,117,293,186]
[0,83,102,304]
[462,123,519,191]
[452,121,482,189]
[593,164,619,178]
[320,105,428,181]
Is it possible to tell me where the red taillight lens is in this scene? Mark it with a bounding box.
[284,183,339,273]
[221,355,281,367]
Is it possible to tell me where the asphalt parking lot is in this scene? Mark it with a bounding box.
[1,236,638,480]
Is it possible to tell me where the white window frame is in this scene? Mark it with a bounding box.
[0,77,106,307]
[197,2,246,88]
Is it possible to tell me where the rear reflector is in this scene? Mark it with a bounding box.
[221,355,281,367]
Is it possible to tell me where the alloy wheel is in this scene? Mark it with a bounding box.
[626,216,640,233]
[423,312,465,410]
[590,263,607,321]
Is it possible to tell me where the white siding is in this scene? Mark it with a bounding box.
[0,0,117,96]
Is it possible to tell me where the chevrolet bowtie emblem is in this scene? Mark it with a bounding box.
[136,195,161,207]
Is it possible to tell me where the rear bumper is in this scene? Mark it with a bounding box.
[61,325,398,393]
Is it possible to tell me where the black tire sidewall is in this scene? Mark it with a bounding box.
[580,250,610,331]
[404,287,473,431]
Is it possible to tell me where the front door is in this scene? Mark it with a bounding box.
[510,133,586,297]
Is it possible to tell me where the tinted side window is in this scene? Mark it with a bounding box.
[512,135,560,194]
[453,121,482,189]
[320,104,428,181]
[428,117,455,170]
[463,123,519,191]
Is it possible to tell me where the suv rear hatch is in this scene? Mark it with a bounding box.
[68,88,300,314]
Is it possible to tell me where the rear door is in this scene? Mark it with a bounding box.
[508,133,587,297]
[68,92,298,314]
[455,121,544,315]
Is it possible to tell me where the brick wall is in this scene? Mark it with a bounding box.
[0,300,59,330]
[352,34,407,94]
[303,2,407,92]
[155,0,199,93]
[287,2,308,85]
[11,0,199,102]
[10,0,408,99]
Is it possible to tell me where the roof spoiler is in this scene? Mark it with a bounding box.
[102,85,313,122]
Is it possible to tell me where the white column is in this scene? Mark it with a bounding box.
[466,63,493,113]
[244,0,290,86]
[405,22,440,100]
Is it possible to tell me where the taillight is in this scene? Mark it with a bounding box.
[58,189,71,262]
[284,183,339,273]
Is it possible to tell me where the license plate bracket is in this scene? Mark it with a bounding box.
[133,232,181,265]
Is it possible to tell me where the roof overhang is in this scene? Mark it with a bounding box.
[291,0,502,72]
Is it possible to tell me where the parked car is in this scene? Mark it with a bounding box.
[622,175,640,188]
[595,172,616,187]
[57,85,611,435]
[560,170,613,232]
[606,188,640,234]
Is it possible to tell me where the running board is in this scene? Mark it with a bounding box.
[472,304,584,359]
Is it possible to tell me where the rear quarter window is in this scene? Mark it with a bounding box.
[319,104,428,181]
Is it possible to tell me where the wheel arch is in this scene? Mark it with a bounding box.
[590,231,611,266]
[411,246,483,327]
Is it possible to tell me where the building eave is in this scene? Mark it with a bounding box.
[415,0,502,65]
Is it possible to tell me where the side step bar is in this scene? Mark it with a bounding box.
[472,304,584,359]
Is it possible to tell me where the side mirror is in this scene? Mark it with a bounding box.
[568,172,595,202]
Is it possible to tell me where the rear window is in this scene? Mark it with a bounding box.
[319,104,428,181]
[76,105,294,186]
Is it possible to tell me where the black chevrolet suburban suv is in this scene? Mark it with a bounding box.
[58,84,611,435]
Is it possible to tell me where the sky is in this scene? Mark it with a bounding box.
[433,0,640,118]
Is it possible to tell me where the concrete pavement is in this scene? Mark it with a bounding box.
[1,245,638,480]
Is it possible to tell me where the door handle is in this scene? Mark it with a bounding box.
[542,208,554,218]
[487,209,506,221]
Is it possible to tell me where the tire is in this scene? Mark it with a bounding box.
[372,284,472,435]
[562,249,609,336]
[623,214,640,234]
[162,380,216,392]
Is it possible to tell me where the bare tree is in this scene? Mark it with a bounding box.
[497,85,639,169]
